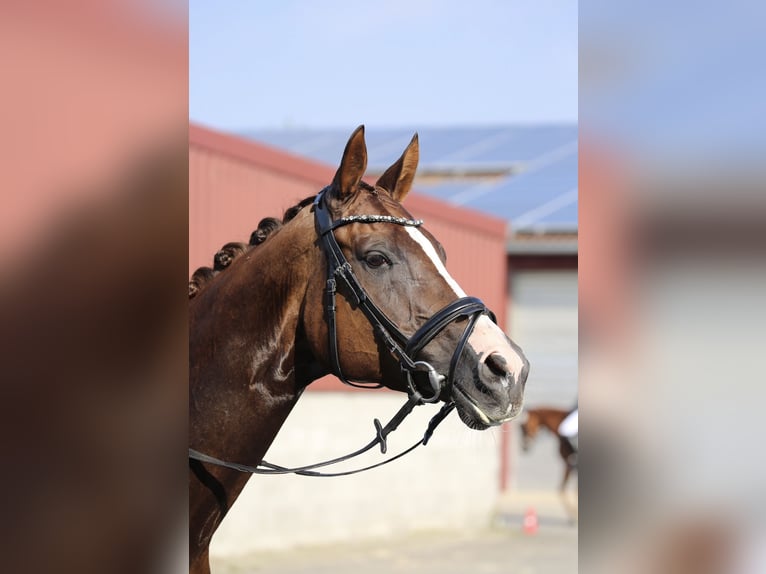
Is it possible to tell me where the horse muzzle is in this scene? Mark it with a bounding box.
[451,319,529,429]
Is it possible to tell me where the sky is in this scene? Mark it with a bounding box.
[580,0,766,164]
[190,0,578,131]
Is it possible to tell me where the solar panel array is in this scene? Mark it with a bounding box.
[244,125,577,234]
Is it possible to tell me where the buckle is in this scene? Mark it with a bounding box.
[412,361,445,403]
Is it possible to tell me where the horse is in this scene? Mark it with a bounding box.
[189,126,530,574]
[519,407,578,520]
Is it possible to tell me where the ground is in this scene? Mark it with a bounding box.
[211,492,577,574]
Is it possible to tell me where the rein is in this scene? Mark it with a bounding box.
[189,187,496,477]
[189,392,455,477]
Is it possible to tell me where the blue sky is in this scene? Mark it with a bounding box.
[579,0,766,163]
[190,1,578,131]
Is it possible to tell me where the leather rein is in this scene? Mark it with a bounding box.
[188,187,496,477]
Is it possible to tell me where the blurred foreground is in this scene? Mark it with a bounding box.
[581,3,766,571]
[0,2,187,573]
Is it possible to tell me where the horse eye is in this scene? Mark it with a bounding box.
[364,253,389,268]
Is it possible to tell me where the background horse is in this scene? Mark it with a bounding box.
[189,126,529,574]
[520,407,577,520]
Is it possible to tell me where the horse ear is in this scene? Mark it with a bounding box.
[375,133,419,203]
[331,125,368,201]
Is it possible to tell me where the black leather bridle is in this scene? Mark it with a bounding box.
[313,187,495,402]
[189,187,498,477]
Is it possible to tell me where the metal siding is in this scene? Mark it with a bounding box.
[189,145,321,273]
[509,270,578,404]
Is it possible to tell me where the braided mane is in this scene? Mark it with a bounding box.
[188,195,316,299]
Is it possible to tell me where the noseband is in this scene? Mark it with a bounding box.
[314,187,496,403]
[189,187,500,477]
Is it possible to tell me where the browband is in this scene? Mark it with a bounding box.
[313,188,495,402]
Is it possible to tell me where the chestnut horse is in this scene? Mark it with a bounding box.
[189,127,529,573]
[520,407,578,519]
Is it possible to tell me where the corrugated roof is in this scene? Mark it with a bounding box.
[244,125,578,235]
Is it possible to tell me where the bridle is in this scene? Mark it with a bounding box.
[313,187,495,401]
[189,186,497,477]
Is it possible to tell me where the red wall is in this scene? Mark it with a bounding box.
[190,125,332,275]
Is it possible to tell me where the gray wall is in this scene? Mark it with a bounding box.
[210,392,504,557]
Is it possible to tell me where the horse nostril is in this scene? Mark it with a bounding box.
[484,353,510,378]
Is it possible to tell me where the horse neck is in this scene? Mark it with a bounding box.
[189,214,321,464]
[189,215,324,558]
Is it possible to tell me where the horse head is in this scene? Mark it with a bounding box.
[302,126,529,429]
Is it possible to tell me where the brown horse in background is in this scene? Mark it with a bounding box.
[520,407,577,519]
[189,127,530,573]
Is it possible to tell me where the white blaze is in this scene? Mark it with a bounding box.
[404,227,466,297]
[404,226,527,380]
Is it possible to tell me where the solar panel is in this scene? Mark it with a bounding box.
[244,125,578,234]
